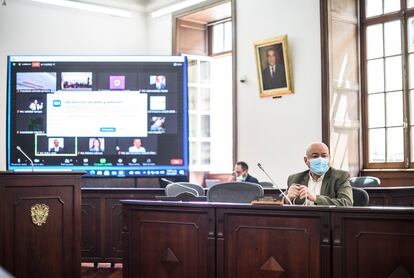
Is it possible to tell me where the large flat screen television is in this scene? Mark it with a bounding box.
[7,55,188,178]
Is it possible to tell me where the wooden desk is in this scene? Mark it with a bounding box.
[80,186,414,268]
[121,200,414,278]
[0,172,83,278]
[363,186,414,206]
[81,188,163,266]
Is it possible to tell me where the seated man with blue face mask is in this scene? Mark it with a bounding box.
[286,142,353,206]
[229,161,259,184]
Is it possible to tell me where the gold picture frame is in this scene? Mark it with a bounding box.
[254,35,293,97]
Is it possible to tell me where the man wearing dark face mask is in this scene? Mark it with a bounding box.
[285,142,353,206]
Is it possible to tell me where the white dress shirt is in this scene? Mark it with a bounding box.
[270,65,275,77]
[306,172,325,205]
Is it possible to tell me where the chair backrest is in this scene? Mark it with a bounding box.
[156,192,206,202]
[352,187,369,206]
[165,182,205,197]
[207,182,264,203]
[259,181,274,188]
[349,176,380,188]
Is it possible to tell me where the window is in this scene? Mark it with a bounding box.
[185,19,233,173]
[211,19,232,55]
[187,57,213,168]
[186,54,233,172]
[362,0,414,168]
[175,2,233,173]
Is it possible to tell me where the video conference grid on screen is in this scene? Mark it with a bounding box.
[7,56,188,177]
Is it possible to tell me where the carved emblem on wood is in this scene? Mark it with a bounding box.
[30,204,50,226]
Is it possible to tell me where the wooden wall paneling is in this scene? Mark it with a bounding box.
[361,170,414,187]
[364,186,414,206]
[122,201,414,278]
[176,19,207,55]
[81,177,136,188]
[217,207,331,278]
[366,192,388,206]
[122,202,214,278]
[320,0,331,145]
[0,173,82,278]
[81,189,165,264]
[332,210,414,277]
[9,188,69,278]
[121,202,130,277]
[135,178,162,188]
[389,193,414,207]
[215,208,225,278]
[80,186,414,270]
[81,177,163,188]
[81,196,101,261]
[320,211,332,278]
[104,197,123,261]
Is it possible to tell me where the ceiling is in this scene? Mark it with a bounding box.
[79,0,191,12]
[181,1,230,24]
[17,0,231,18]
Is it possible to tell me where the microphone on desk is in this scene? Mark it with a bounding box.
[16,146,34,172]
[257,162,292,205]
[161,178,199,197]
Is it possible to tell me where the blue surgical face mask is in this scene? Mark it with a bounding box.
[309,157,329,176]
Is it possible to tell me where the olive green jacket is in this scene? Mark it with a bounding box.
[287,168,353,207]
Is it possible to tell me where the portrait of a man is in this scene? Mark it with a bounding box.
[255,35,293,97]
[261,45,287,90]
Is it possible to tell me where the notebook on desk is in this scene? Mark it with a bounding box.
[205,179,220,188]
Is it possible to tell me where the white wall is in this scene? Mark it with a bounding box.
[236,0,322,187]
[145,1,322,185]
[0,0,322,185]
[146,14,173,55]
[0,0,147,169]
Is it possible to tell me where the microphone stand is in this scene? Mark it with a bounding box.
[257,163,292,205]
[16,146,34,172]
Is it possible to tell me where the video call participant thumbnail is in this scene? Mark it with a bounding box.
[150,117,166,132]
[128,138,146,153]
[29,99,44,111]
[89,137,104,152]
[150,75,166,90]
[49,138,64,153]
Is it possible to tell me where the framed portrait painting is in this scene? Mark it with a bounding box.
[254,35,293,97]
